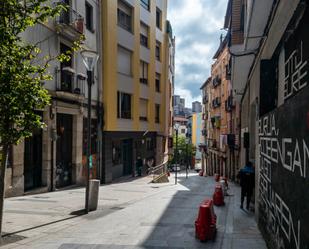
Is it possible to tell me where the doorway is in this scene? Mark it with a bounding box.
[122,139,133,176]
[24,126,43,191]
[56,114,73,188]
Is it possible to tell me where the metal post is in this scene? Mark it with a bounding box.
[175,129,178,185]
[186,142,188,179]
[85,70,92,214]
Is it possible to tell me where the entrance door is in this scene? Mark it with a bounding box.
[56,114,73,188]
[24,127,43,191]
[122,139,133,176]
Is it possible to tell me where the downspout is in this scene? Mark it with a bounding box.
[96,0,103,182]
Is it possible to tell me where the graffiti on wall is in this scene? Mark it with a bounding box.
[259,84,309,249]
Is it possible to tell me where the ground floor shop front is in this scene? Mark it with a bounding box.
[101,131,169,183]
[4,97,102,197]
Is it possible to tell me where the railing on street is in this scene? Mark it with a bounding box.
[148,160,168,180]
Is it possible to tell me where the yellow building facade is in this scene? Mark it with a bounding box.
[101,0,174,182]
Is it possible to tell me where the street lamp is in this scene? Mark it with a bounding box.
[81,50,99,214]
[173,123,180,184]
[185,137,190,179]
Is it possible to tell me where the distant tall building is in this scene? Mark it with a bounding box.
[192,101,202,113]
[180,98,185,107]
[173,95,186,116]
[173,95,181,106]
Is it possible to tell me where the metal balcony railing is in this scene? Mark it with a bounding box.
[56,69,86,95]
[56,5,84,35]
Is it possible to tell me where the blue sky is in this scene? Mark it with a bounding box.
[167,0,228,107]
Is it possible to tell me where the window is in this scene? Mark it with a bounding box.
[118,0,132,32]
[155,104,160,123]
[140,98,148,121]
[117,92,131,119]
[155,41,161,61]
[85,2,94,31]
[140,61,148,84]
[112,141,122,165]
[140,0,149,10]
[240,4,245,32]
[155,73,160,92]
[156,8,161,29]
[140,22,149,47]
[117,46,132,75]
[60,43,73,92]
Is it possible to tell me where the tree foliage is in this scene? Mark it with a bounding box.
[0,0,83,146]
[0,0,84,236]
[170,135,196,165]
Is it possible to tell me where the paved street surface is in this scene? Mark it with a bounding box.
[1,172,267,249]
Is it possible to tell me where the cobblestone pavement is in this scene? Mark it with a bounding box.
[1,172,267,249]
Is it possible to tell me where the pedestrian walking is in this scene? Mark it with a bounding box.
[238,161,255,210]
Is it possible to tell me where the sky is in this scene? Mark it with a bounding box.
[167,0,229,108]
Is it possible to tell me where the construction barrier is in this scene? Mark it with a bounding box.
[195,199,217,242]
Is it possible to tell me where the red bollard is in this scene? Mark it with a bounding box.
[213,184,225,206]
[195,199,217,242]
[199,170,204,176]
[167,171,170,177]
[214,173,220,182]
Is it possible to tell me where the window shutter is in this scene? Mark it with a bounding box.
[118,46,132,75]
[140,23,148,37]
[140,99,148,119]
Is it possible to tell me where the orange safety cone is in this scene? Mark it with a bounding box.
[214,173,220,182]
[195,199,217,242]
[213,184,225,206]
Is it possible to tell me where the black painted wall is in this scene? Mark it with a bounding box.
[258,3,309,249]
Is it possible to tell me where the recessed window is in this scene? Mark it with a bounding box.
[155,41,161,61]
[140,22,149,47]
[118,0,133,32]
[60,43,73,92]
[117,92,131,119]
[155,73,160,92]
[140,98,148,121]
[85,2,94,31]
[156,8,161,29]
[155,104,160,123]
[140,61,148,84]
[140,0,150,10]
[117,46,132,75]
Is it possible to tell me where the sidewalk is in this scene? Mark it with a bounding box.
[3,175,169,235]
[1,172,267,249]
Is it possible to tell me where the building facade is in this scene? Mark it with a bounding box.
[6,0,102,197]
[101,0,173,182]
[192,101,202,113]
[201,38,240,180]
[189,113,203,162]
[225,0,309,248]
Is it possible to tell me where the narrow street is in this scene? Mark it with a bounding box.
[2,173,266,249]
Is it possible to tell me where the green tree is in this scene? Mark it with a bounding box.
[0,0,82,237]
[170,135,196,165]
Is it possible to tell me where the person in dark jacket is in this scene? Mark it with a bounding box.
[238,161,255,210]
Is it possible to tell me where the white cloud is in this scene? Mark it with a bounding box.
[167,0,228,108]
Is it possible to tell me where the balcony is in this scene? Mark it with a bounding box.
[212,76,221,87]
[211,116,221,129]
[55,6,84,40]
[201,129,207,136]
[56,68,86,97]
[225,95,235,112]
[212,97,221,108]
[203,95,209,104]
